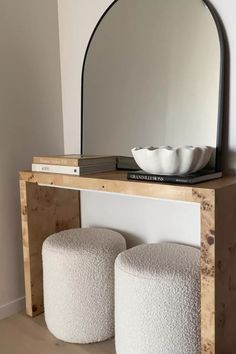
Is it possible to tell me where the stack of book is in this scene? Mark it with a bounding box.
[32,155,117,175]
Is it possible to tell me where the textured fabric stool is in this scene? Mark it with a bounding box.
[115,243,200,354]
[42,228,126,343]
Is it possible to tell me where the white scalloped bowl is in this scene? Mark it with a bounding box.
[131,146,214,175]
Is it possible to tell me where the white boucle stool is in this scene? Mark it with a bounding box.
[115,243,200,354]
[42,228,126,344]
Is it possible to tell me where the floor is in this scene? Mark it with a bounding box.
[0,313,116,354]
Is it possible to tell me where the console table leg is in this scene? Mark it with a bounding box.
[215,185,236,354]
[19,181,81,317]
[194,185,236,354]
[192,189,215,353]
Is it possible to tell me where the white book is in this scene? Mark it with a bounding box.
[32,162,116,175]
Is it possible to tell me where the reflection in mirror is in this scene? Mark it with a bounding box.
[82,0,224,171]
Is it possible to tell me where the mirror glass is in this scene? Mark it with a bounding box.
[82,0,223,169]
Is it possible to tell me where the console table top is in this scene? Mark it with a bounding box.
[20,170,236,203]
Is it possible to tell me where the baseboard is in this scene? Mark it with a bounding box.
[0,297,25,320]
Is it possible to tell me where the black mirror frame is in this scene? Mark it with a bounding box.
[81,0,225,172]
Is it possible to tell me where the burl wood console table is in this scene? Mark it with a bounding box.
[19,170,236,354]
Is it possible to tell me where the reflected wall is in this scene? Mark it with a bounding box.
[83,0,222,165]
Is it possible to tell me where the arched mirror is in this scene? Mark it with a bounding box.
[82,0,224,172]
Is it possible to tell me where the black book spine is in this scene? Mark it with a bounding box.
[127,172,191,184]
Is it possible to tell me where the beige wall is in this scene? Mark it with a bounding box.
[0,0,64,318]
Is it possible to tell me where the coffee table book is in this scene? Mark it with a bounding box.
[33,155,116,167]
[127,170,223,184]
[32,162,116,175]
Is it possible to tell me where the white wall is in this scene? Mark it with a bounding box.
[58,0,236,248]
[0,0,64,319]
[58,0,112,153]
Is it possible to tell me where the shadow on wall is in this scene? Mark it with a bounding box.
[110,230,144,249]
[226,150,236,174]
[0,0,64,309]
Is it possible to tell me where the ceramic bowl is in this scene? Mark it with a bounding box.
[131,145,214,175]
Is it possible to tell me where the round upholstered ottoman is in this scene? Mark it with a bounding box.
[42,228,126,343]
[115,243,200,354]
